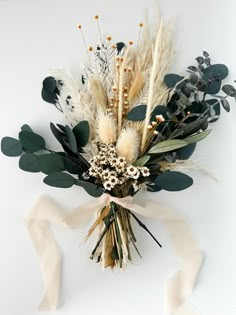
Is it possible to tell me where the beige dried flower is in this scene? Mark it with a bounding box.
[97,111,117,144]
[116,128,140,164]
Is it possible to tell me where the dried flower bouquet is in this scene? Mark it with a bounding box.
[1,14,235,269]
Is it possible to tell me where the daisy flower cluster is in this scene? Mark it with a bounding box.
[84,143,150,191]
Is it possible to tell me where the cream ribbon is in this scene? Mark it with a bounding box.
[25,194,204,314]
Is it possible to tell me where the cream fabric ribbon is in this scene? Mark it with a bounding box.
[25,194,203,314]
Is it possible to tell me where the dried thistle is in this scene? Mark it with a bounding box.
[116,128,140,163]
[97,111,117,144]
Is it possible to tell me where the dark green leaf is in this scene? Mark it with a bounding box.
[19,131,45,153]
[50,123,65,148]
[196,56,204,64]
[75,180,103,197]
[155,171,193,191]
[65,125,77,153]
[176,143,197,160]
[203,64,228,80]
[1,137,23,157]
[127,105,146,121]
[221,98,230,112]
[148,139,188,154]
[21,124,33,132]
[36,153,65,174]
[73,121,90,147]
[19,153,40,172]
[178,117,208,137]
[44,172,75,188]
[189,73,198,85]
[164,74,184,88]
[151,105,169,120]
[205,80,221,94]
[203,51,209,57]
[222,84,236,97]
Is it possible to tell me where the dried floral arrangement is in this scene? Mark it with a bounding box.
[1,14,235,271]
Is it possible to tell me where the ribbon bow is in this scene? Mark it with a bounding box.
[25,194,203,314]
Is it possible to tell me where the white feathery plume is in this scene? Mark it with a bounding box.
[116,128,140,164]
[97,111,117,144]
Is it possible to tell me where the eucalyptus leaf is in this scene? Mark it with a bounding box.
[148,139,188,154]
[205,80,221,94]
[19,131,45,153]
[151,105,169,120]
[75,180,103,197]
[154,171,193,191]
[65,125,77,153]
[73,121,90,147]
[21,124,33,132]
[203,64,228,80]
[222,84,236,97]
[127,105,146,121]
[36,153,65,174]
[44,172,75,188]
[196,56,204,64]
[184,130,211,144]
[164,74,184,88]
[176,143,197,160]
[1,137,23,157]
[221,98,230,112]
[133,155,150,166]
[19,153,40,172]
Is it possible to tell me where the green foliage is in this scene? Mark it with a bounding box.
[184,130,211,144]
[73,121,90,147]
[19,153,40,172]
[127,105,146,121]
[164,74,184,88]
[148,139,188,154]
[36,153,65,174]
[44,172,75,188]
[19,131,45,153]
[154,171,193,191]
[65,125,78,152]
[133,155,150,166]
[75,180,103,197]
[1,137,23,157]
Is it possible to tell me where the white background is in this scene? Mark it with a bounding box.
[0,1,235,315]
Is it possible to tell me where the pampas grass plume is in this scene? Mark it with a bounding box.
[97,111,117,144]
[116,128,140,163]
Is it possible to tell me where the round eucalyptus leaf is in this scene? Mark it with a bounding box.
[164,74,184,88]
[155,171,193,191]
[21,124,33,132]
[19,153,40,172]
[36,153,65,174]
[19,131,45,153]
[1,137,23,157]
[203,51,209,57]
[76,180,103,197]
[187,66,197,72]
[42,76,57,93]
[176,143,197,160]
[73,120,90,147]
[203,64,229,81]
[44,172,75,188]
[127,105,146,121]
[205,80,221,94]
[196,56,204,64]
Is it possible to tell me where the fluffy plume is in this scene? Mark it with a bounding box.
[97,111,117,144]
[128,70,145,103]
[141,20,174,153]
[116,128,140,163]
[88,79,108,109]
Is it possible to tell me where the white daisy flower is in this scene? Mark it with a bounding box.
[140,167,150,177]
[104,181,112,191]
